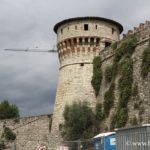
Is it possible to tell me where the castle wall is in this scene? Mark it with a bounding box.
[51,17,122,149]
[98,33,150,130]
[128,39,150,123]
[51,58,96,135]
[0,115,51,150]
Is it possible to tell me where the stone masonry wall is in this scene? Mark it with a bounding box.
[57,20,120,43]
[0,114,51,150]
[98,22,150,130]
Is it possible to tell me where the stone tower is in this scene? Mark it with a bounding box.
[51,17,123,140]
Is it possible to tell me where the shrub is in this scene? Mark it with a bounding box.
[0,100,19,120]
[114,36,137,62]
[3,127,16,141]
[95,103,103,133]
[109,36,137,129]
[95,103,103,121]
[141,46,150,78]
[118,57,133,108]
[105,65,113,83]
[62,101,95,140]
[103,83,115,117]
[91,56,102,96]
[111,42,118,50]
[110,114,116,131]
[110,108,128,129]
[114,108,128,128]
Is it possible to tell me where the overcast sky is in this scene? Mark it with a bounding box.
[0,0,149,117]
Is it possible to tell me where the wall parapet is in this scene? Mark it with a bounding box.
[99,36,150,63]
[123,21,150,41]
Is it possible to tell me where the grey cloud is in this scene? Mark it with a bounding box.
[0,0,149,117]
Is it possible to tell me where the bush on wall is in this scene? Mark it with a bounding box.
[110,37,137,129]
[103,83,115,117]
[118,57,133,108]
[2,127,16,141]
[141,45,150,78]
[115,108,128,128]
[114,36,137,62]
[105,65,113,83]
[91,56,102,97]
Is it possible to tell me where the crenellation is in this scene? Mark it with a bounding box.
[134,27,139,32]
[124,20,150,41]
[145,20,150,26]
[127,30,134,35]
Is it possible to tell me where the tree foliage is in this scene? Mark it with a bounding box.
[62,101,103,140]
[0,100,19,120]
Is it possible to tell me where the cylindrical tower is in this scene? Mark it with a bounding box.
[51,17,123,138]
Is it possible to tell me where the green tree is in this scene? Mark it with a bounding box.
[0,100,19,120]
[62,101,95,140]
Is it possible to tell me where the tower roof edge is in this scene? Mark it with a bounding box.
[53,16,123,33]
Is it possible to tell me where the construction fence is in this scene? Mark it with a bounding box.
[58,139,95,150]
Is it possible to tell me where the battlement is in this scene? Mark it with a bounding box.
[123,21,150,41]
[57,36,100,62]
[100,20,150,62]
